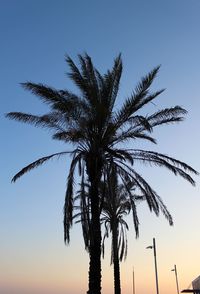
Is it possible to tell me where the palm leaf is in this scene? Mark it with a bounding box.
[21,82,65,106]
[6,112,64,132]
[63,151,84,243]
[131,150,198,185]
[11,151,71,182]
[66,55,91,100]
[114,66,163,127]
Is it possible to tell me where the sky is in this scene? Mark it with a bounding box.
[1,0,200,293]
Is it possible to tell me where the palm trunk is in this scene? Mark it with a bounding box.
[87,155,102,294]
[112,221,121,294]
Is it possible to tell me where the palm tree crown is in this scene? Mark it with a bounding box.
[101,170,131,265]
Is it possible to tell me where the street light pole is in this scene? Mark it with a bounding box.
[132,266,136,294]
[171,264,180,294]
[146,238,159,294]
[153,238,159,294]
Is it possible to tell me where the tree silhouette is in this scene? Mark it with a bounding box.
[6,54,198,294]
[101,166,173,294]
[101,168,131,294]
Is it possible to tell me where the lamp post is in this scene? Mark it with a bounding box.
[132,266,136,294]
[146,238,159,294]
[171,264,180,294]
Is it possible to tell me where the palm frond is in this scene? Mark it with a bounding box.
[63,151,84,243]
[154,194,173,225]
[148,106,187,126]
[103,54,122,110]
[114,66,163,128]
[51,90,89,116]
[111,130,157,145]
[121,177,139,237]
[66,55,91,101]
[134,106,187,132]
[21,82,65,106]
[12,151,71,182]
[116,162,159,213]
[6,112,64,132]
[131,149,198,185]
[135,66,161,94]
[128,115,153,132]
[78,53,99,100]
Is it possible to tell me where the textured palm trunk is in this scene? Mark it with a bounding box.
[112,221,121,294]
[87,155,102,294]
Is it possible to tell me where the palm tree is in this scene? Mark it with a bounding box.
[101,166,173,294]
[101,168,130,294]
[6,54,198,294]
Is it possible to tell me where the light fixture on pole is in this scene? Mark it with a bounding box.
[146,238,159,294]
[171,264,180,294]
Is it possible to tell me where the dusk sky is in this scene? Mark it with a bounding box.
[1,1,200,293]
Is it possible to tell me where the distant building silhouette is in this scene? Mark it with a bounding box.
[182,275,200,293]
[192,276,200,290]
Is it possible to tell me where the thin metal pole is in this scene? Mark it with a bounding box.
[153,238,159,294]
[132,267,136,294]
[174,265,180,294]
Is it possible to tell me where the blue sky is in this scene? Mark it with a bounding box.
[1,1,200,293]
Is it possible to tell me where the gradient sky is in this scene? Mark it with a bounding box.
[1,1,200,293]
